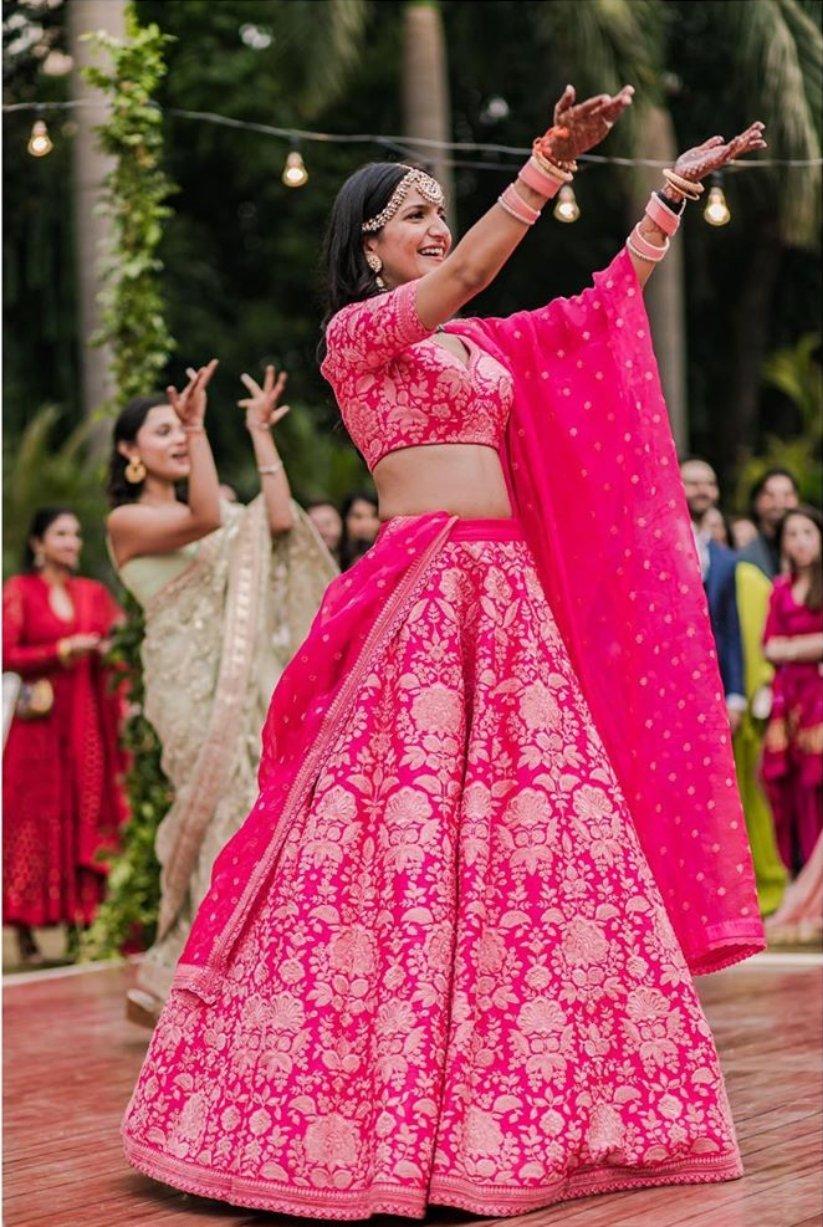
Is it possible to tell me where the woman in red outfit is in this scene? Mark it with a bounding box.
[3,508,127,965]
[761,506,823,871]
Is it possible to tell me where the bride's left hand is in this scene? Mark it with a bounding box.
[672,122,767,186]
[238,365,291,433]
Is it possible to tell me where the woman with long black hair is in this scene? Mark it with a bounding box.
[3,508,126,964]
[124,88,767,1219]
[107,362,336,1022]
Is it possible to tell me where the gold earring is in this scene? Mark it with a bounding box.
[125,455,147,484]
[365,251,386,288]
[33,549,45,569]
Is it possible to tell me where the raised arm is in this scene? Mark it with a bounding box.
[108,361,223,565]
[626,123,767,289]
[414,85,635,328]
[238,364,295,536]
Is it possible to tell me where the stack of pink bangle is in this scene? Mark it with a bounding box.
[497,182,542,226]
[626,222,670,263]
[517,155,570,200]
[645,191,681,237]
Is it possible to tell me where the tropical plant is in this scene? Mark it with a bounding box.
[2,406,109,581]
[733,333,823,508]
[80,3,176,960]
[81,7,176,407]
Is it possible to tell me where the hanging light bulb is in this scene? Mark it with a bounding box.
[27,118,53,158]
[703,177,731,227]
[282,149,308,188]
[553,184,580,224]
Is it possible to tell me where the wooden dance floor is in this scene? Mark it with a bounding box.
[3,956,821,1226]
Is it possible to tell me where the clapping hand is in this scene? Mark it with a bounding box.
[537,84,635,166]
[238,364,291,434]
[671,123,767,188]
[166,358,219,428]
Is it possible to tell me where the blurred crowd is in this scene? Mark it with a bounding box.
[679,460,823,941]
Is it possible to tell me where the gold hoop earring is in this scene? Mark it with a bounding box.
[125,455,147,484]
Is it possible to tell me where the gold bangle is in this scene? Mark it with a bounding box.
[662,168,704,201]
[57,639,72,665]
[532,147,575,183]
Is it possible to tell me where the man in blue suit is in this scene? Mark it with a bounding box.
[680,457,746,735]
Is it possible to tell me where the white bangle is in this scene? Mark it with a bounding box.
[258,461,284,477]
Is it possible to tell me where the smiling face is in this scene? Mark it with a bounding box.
[363,186,452,288]
[119,404,191,484]
[32,513,82,572]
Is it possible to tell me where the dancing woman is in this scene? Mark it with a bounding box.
[124,89,768,1218]
[107,361,336,1020]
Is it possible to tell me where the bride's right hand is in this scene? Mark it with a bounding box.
[166,358,219,428]
[537,84,634,165]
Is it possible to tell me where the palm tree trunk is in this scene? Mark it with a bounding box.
[630,105,688,452]
[401,0,455,222]
[67,0,126,420]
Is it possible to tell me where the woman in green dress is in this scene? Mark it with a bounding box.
[107,361,337,1022]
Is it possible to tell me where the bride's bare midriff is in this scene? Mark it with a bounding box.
[373,443,513,521]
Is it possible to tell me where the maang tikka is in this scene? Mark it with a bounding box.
[361,167,445,233]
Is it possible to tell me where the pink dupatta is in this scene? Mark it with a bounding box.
[175,249,763,1001]
[450,248,764,973]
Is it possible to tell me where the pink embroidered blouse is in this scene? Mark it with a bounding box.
[321,280,514,471]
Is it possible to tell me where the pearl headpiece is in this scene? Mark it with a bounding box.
[361,167,445,232]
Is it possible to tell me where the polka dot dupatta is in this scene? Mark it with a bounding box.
[452,248,764,975]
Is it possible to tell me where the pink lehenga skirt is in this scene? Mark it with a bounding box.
[122,515,742,1220]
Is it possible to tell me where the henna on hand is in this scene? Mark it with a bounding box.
[537,84,635,165]
[663,122,767,202]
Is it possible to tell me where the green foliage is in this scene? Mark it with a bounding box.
[78,3,175,962]
[83,7,176,407]
[83,593,171,959]
[2,406,109,581]
[734,334,823,507]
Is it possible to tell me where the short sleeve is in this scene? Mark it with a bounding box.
[321,281,435,378]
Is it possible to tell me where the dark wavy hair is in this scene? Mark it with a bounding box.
[339,490,379,570]
[107,393,169,508]
[317,162,415,364]
[747,467,799,524]
[23,506,76,570]
[775,504,823,609]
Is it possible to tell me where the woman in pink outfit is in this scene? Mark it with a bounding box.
[123,89,768,1220]
[761,506,823,871]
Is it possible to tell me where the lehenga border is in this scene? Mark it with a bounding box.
[122,1131,743,1222]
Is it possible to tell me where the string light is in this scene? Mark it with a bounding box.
[5,99,821,172]
[282,149,308,188]
[27,118,53,157]
[703,175,731,227]
[553,184,580,223]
